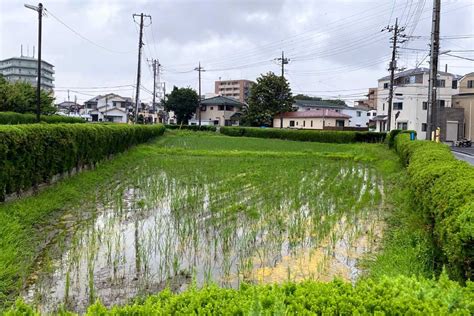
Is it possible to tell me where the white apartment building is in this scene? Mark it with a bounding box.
[0,56,54,92]
[375,68,461,139]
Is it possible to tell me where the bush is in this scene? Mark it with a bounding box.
[165,124,217,132]
[0,124,165,200]
[394,133,474,281]
[5,275,473,314]
[0,112,86,124]
[386,129,417,148]
[220,127,386,143]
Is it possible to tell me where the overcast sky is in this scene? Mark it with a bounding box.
[1,0,473,105]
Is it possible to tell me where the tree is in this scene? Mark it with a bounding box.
[0,75,55,114]
[294,93,346,106]
[163,86,198,125]
[242,72,294,127]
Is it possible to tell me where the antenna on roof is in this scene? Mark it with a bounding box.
[27,45,29,57]
[21,44,23,57]
[33,46,35,58]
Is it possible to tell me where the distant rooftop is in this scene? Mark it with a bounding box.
[201,95,246,106]
[294,99,349,109]
[378,67,460,81]
[276,109,351,119]
[0,56,54,67]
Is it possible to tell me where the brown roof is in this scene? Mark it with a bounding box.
[276,109,351,119]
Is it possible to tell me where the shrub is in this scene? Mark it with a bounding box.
[0,112,86,124]
[165,124,217,132]
[0,124,165,200]
[5,275,473,314]
[220,127,386,143]
[386,129,417,148]
[394,133,474,280]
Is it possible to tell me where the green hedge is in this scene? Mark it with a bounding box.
[0,112,86,124]
[394,134,474,281]
[386,129,417,148]
[0,124,165,201]
[165,124,217,132]
[5,275,473,314]
[220,127,386,143]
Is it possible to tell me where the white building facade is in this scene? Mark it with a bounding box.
[375,68,460,139]
[85,93,132,123]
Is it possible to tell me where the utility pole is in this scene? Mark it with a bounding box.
[132,13,151,123]
[426,0,441,140]
[149,59,161,112]
[275,51,290,128]
[383,18,406,132]
[25,2,43,122]
[194,62,205,126]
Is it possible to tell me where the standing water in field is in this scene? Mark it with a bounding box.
[23,156,385,313]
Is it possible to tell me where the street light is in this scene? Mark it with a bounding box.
[25,2,43,123]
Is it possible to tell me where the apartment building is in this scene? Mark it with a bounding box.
[214,79,254,103]
[0,56,54,92]
[375,68,463,140]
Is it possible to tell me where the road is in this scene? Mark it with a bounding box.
[451,147,474,166]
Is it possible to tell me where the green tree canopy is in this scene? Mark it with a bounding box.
[294,94,346,106]
[163,86,198,125]
[242,72,294,127]
[0,75,55,114]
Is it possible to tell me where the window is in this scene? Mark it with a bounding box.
[289,120,295,127]
[210,106,214,110]
[357,111,361,117]
[296,121,299,126]
[393,102,403,110]
[468,80,474,89]
[422,123,427,132]
[306,107,311,111]
[225,105,234,111]
[438,100,445,108]
[383,82,389,89]
[367,112,371,116]
[311,120,313,127]
[218,105,224,111]
[436,79,445,88]
[383,103,385,111]
[336,120,345,127]
[422,102,428,110]
[397,122,408,130]
[452,80,458,89]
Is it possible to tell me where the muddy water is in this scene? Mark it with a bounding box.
[23,165,384,314]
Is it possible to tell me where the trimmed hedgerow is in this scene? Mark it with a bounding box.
[394,133,474,281]
[165,124,217,132]
[220,127,386,143]
[0,124,165,200]
[386,129,417,148]
[0,112,85,124]
[5,275,474,314]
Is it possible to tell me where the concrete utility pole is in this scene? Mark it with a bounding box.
[25,2,43,122]
[426,0,441,140]
[194,62,205,126]
[383,18,406,132]
[149,59,160,111]
[276,51,290,128]
[133,13,151,123]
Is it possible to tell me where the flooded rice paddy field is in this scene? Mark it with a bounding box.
[24,135,387,313]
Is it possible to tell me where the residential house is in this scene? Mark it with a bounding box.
[0,56,54,92]
[189,95,245,126]
[85,93,132,123]
[453,72,474,141]
[273,109,351,129]
[56,101,82,114]
[293,99,370,128]
[375,67,463,141]
[215,79,254,103]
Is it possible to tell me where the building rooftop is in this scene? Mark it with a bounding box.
[85,93,133,103]
[378,67,460,81]
[201,95,246,107]
[276,109,351,119]
[0,56,54,67]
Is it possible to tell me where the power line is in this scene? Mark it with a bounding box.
[44,8,134,54]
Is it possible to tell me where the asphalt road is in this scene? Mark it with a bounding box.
[451,148,474,166]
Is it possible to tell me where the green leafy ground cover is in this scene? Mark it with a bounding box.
[1,131,471,314]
